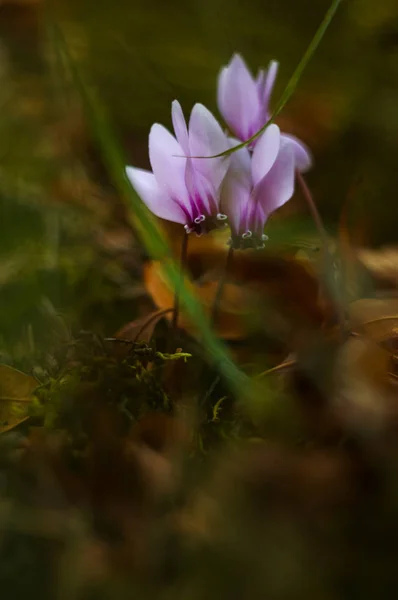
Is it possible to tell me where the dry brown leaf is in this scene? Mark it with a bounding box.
[0,364,38,433]
[333,336,397,436]
[144,242,333,345]
[349,298,398,342]
[144,259,249,340]
[357,246,398,288]
[115,308,173,344]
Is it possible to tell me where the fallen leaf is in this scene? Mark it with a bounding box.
[349,298,398,342]
[0,364,38,433]
[144,259,248,340]
[144,240,333,344]
[333,336,397,436]
[115,308,173,344]
[357,246,398,288]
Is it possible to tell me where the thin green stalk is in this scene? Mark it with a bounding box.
[296,171,328,248]
[211,246,234,326]
[296,171,346,335]
[171,232,189,333]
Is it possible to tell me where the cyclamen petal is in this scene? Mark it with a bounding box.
[217,53,261,140]
[251,124,281,186]
[172,100,190,155]
[149,124,189,206]
[189,103,230,190]
[125,167,186,223]
[185,158,217,217]
[220,142,252,235]
[257,60,279,115]
[251,141,295,219]
[280,133,312,172]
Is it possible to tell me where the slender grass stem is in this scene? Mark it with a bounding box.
[296,171,346,335]
[211,246,234,327]
[171,233,189,334]
[256,359,297,379]
[296,171,328,247]
[196,246,234,412]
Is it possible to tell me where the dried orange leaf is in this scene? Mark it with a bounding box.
[0,365,38,433]
[357,246,398,287]
[144,260,248,340]
[333,337,397,435]
[349,298,398,342]
[115,308,173,344]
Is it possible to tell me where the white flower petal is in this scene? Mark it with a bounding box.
[171,100,189,155]
[251,142,295,219]
[125,166,186,224]
[281,133,313,172]
[149,124,189,207]
[251,124,281,186]
[220,142,252,235]
[216,53,261,140]
[188,103,230,191]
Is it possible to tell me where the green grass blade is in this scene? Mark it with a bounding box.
[50,23,249,396]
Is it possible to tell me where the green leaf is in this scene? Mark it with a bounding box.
[196,0,344,158]
[0,365,38,433]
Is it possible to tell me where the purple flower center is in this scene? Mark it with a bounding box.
[184,213,228,236]
[229,231,268,250]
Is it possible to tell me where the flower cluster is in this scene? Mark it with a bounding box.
[126,53,312,249]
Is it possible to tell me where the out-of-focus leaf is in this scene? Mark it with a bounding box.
[333,336,397,436]
[349,298,398,342]
[115,308,173,344]
[144,260,248,341]
[0,364,38,433]
[357,246,398,288]
[144,247,334,347]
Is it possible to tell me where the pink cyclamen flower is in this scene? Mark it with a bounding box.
[217,53,311,161]
[220,124,308,249]
[125,100,230,235]
[218,53,278,142]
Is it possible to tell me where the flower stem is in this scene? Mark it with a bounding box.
[296,170,346,334]
[296,171,328,247]
[211,245,234,327]
[171,232,189,334]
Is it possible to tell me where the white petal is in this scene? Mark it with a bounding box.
[251,142,295,219]
[149,124,189,206]
[171,100,189,155]
[216,53,261,140]
[260,60,279,114]
[220,142,252,235]
[251,124,281,186]
[281,133,312,172]
[184,158,216,216]
[125,166,186,224]
[188,103,230,190]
